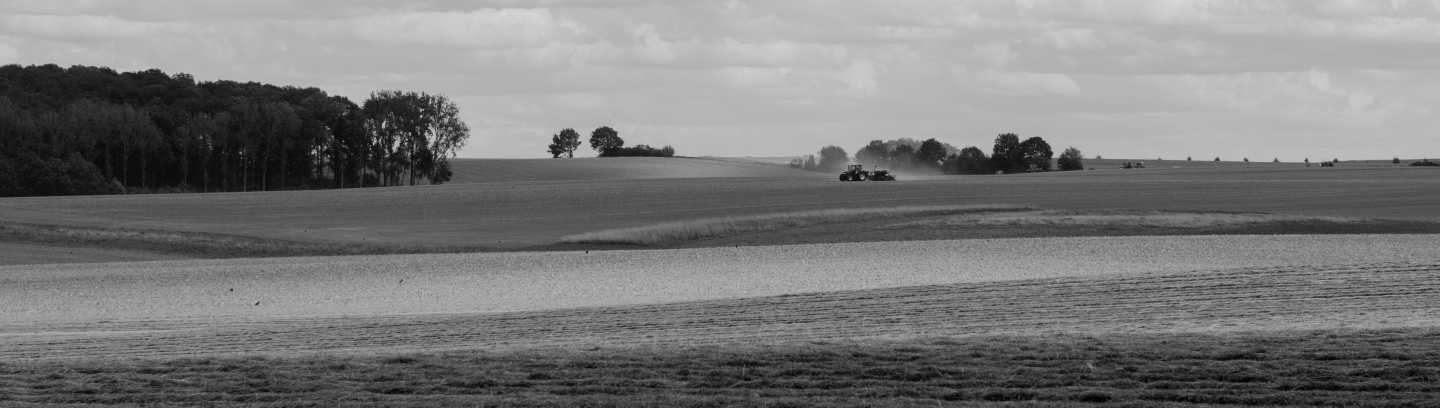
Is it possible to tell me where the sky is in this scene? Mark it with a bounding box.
[1,0,1437,161]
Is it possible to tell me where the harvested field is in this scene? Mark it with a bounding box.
[0,242,188,266]
[0,166,1434,250]
[3,258,1438,361]
[560,204,1032,246]
[4,329,1439,407]
[4,234,1437,325]
[443,157,815,184]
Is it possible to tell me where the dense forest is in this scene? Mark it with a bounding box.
[0,64,470,197]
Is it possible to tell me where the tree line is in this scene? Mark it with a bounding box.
[0,64,470,197]
[548,126,674,158]
[794,134,1084,175]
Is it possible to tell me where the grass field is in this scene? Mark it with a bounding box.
[0,165,1435,251]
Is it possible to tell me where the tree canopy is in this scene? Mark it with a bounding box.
[990,133,1023,173]
[548,128,581,158]
[589,126,623,156]
[0,63,471,197]
[817,145,849,172]
[1018,136,1053,172]
[1057,146,1084,171]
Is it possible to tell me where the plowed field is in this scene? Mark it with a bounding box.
[3,234,1438,361]
[0,166,1435,249]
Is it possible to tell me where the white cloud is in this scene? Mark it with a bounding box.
[0,14,188,42]
[0,1,1436,160]
[346,9,562,49]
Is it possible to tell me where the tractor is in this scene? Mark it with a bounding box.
[838,164,896,181]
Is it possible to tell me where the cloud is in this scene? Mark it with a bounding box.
[0,0,1435,160]
[0,14,188,42]
[345,9,564,49]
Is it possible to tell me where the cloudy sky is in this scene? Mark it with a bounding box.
[1,1,1437,160]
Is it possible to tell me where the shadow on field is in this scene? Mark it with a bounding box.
[541,209,1440,252]
[5,328,1438,407]
[0,221,490,262]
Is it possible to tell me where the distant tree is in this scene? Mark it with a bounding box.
[1018,136,1053,172]
[1393,157,1401,164]
[1274,158,1279,163]
[1214,157,1220,161]
[855,140,889,167]
[1244,158,1249,162]
[589,126,623,156]
[1304,157,1309,163]
[990,133,1023,173]
[547,128,581,158]
[1095,155,1102,160]
[890,144,916,169]
[1187,156,1192,161]
[1057,146,1084,171]
[944,146,990,175]
[916,138,947,169]
[788,156,804,169]
[817,145,848,172]
[803,155,817,171]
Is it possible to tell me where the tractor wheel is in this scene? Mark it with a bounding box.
[839,173,850,181]
[858,173,869,181]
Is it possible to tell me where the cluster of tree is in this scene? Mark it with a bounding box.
[547,126,674,158]
[0,64,470,197]
[795,134,1082,176]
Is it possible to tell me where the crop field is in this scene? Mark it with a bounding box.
[443,157,818,184]
[0,165,1435,251]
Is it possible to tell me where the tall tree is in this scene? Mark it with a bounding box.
[916,138,947,169]
[589,126,623,156]
[990,133,1023,173]
[1018,136,1053,172]
[548,128,581,158]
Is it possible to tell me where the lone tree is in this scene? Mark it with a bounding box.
[1393,157,1401,164]
[817,145,849,172]
[1018,136,1053,172]
[547,128,582,158]
[1057,146,1084,171]
[990,133,1024,173]
[916,138,948,170]
[1214,157,1220,161]
[589,126,624,156]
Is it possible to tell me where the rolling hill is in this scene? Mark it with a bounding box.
[441,157,817,184]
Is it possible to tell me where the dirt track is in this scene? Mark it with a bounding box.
[4,259,1437,361]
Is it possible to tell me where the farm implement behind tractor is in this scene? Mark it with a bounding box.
[839,164,897,181]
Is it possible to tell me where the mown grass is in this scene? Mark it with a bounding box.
[2,329,1437,407]
[0,221,484,259]
[559,204,1035,246]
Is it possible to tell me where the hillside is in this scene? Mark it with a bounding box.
[0,166,1435,251]
[441,157,815,184]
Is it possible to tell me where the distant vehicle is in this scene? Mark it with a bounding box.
[1319,161,1335,167]
[1121,162,1146,169]
[838,164,897,181]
